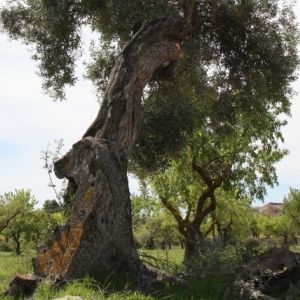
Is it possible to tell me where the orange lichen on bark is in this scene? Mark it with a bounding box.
[36,227,83,277]
[83,188,93,202]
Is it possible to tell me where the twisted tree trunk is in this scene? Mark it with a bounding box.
[33,15,192,290]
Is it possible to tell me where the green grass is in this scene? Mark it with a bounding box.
[0,249,226,300]
[33,274,160,300]
[291,245,300,253]
[2,239,298,299]
[0,251,34,296]
[138,247,185,275]
[0,252,157,300]
[138,247,184,265]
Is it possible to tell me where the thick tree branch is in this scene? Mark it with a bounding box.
[160,197,188,237]
[196,191,217,227]
[192,162,213,189]
[82,16,193,160]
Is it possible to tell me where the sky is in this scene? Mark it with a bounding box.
[0,1,300,207]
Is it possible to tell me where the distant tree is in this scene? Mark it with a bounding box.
[209,194,254,243]
[258,213,274,239]
[131,182,153,229]
[150,117,288,260]
[24,209,67,245]
[249,216,260,238]
[146,210,178,250]
[1,189,37,254]
[272,214,292,244]
[132,186,178,250]
[0,201,20,233]
[283,188,300,230]
[257,189,300,245]
[43,199,61,213]
[259,213,292,244]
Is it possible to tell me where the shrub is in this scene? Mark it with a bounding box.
[0,240,14,252]
[134,230,155,249]
[235,238,267,263]
[183,237,271,299]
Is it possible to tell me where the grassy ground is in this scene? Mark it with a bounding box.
[0,251,34,295]
[1,251,154,300]
[3,240,296,299]
[291,244,300,252]
[2,240,299,299]
[138,247,184,274]
[138,247,184,264]
[0,248,225,300]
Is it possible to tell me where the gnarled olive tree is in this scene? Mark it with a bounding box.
[31,16,192,287]
[1,0,299,289]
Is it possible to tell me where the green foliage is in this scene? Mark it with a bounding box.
[145,118,287,248]
[183,237,270,299]
[0,251,33,297]
[0,189,65,254]
[0,189,37,254]
[1,1,298,165]
[43,199,62,213]
[214,195,253,241]
[283,188,300,231]
[257,189,300,244]
[130,77,210,175]
[84,38,120,99]
[131,183,153,228]
[26,209,67,244]
[135,229,155,250]
[0,0,83,100]
[0,240,14,252]
[271,214,292,243]
[132,182,182,252]
[130,0,299,174]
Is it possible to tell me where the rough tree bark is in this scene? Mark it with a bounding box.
[32,15,192,290]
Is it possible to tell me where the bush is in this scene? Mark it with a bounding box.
[184,238,241,281]
[134,230,155,249]
[0,240,14,252]
[236,238,267,263]
[183,237,271,299]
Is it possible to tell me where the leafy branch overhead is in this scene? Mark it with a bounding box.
[1,1,298,169]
